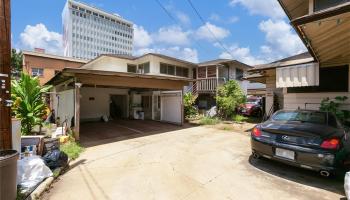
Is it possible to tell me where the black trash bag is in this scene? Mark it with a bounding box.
[43,149,68,169]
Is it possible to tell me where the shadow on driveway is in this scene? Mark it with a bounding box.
[80,120,197,148]
[249,155,346,197]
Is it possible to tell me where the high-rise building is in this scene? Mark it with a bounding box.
[62,0,134,60]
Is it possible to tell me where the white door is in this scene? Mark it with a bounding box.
[161,91,182,124]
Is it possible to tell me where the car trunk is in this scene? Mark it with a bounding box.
[260,121,343,148]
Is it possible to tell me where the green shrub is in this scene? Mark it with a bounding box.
[184,93,198,118]
[199,116,220,125]
[60,141,84,160]
[216,80,246,119]
[232,114,248,123]
[320,96,350,124]
[11,73,52,135]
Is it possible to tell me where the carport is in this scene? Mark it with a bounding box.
[48,68,193,140]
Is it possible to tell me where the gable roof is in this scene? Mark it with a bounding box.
[250,52,314,72]
[198,59,252,69]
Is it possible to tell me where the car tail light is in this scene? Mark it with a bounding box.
[252,127,262,137]
[320,138,340,150]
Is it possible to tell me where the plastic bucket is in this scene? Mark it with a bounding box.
[0,150,19,200]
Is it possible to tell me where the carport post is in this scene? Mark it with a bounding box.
[181,90,184,126]
[74,82,82,140]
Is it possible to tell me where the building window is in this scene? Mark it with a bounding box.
[236,68,244,80]
[207,66,217,78]
[176,67,189,78]
[160,63,188,77]
[127,64,137,73]
[287,65,349,93]
[168,65,175,75]
[160,63,167,74]
[138,62,150,74]
[32,68,44,77]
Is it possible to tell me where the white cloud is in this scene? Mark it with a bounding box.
[19,23,63,55]
[153,26,191,46]
[228,16,239,24]
[135,46,198,63]
[176,11,191,26]
[195,22,230,41]
[218,44,265,65]
[133,25,153,48]
[229,0,285,19]
[259,19,306,59]
[209,13,221,21]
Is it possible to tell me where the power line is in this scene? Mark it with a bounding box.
[186,0,235,59]
[153,0,208,60]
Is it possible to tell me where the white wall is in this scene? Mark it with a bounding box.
[53,89,75,127]
[284,92,350,110]
[80,87,129,121]
[82,56,135,72]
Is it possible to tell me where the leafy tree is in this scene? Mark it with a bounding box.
[184,92,198,118]
[11,73,52,135]
[216,80,246,119]
[320,96,350,124]
[11,49,23,78]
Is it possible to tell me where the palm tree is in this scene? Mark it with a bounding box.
[11,73,52,135]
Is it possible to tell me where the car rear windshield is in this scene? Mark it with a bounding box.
[271,111,339,127]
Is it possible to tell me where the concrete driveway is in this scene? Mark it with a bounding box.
[42,122,345,200]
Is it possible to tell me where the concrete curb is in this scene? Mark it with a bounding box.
[28,159,71,200]
[29,177,54,200]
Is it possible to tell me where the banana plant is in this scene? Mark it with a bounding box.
[11,73,52,135]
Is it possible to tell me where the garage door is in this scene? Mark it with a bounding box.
[161,91,182,124]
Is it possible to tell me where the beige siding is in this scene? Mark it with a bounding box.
[284,92,350,110]
[265,69,283,115]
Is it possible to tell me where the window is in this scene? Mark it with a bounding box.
[168,65,175,75]
[287,65,349,93]
[160,63,167,74]
[207,66,216,78]
[127,64,137,73]
[236,68,244,80]
[160,63,189,77]
[176,67,189,77]
[138,62,150,74]
[32,68,44,77]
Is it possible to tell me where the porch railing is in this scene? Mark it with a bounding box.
[185,77,227,97]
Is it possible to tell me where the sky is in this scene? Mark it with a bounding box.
[11,0,307,65]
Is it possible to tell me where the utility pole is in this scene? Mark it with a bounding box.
[0,0,12,150]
